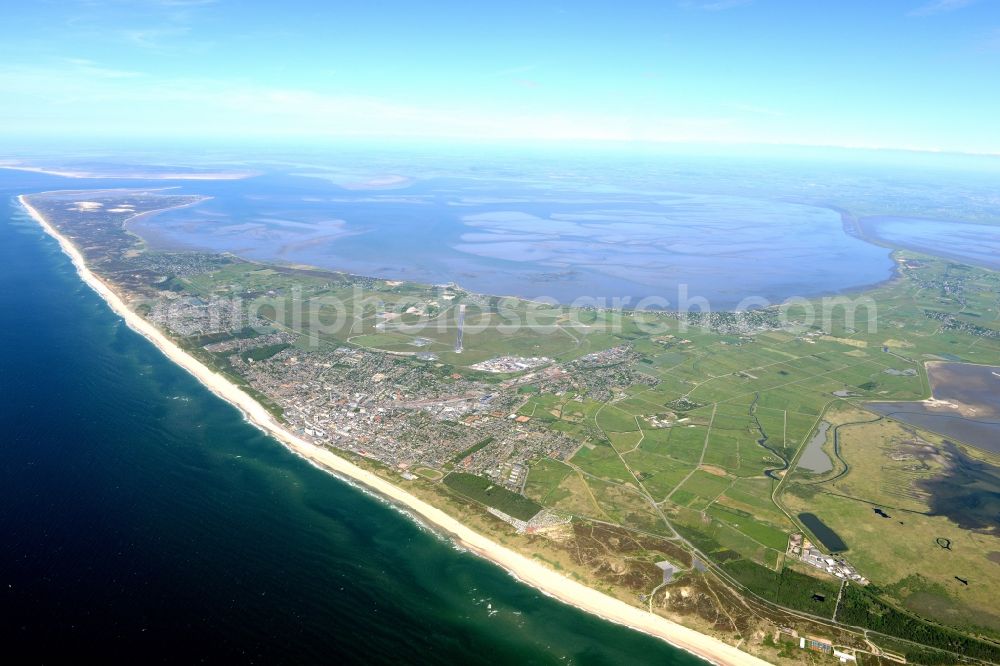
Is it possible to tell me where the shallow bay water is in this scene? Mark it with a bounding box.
[131,171,896,308]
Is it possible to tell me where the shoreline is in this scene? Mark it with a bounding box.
[2,165,255,180]
[855,215,1000,272]
[18,193,769,666]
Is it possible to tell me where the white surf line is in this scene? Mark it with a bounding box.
[19,193,769,666]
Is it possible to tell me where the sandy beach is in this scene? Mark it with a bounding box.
[3,165,253,180]
[19,193,770,666]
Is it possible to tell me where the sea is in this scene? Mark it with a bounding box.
[0,169,705,662]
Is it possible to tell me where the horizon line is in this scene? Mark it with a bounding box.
[1,133,998,161]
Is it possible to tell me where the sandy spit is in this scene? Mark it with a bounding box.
[4,165,253,180]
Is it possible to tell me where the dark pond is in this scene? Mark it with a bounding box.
[798,512,848,553]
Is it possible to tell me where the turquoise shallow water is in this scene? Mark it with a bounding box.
[0,171,701,662]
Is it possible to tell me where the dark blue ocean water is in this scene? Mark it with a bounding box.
[0,171,700,662]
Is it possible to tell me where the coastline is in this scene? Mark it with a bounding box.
[18,193,769,666]
[2,165,254,180]
[856,215,1000,272]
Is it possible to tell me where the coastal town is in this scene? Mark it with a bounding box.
[230,342,582,478]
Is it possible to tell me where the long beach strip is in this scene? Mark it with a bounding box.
[19,193,769,666]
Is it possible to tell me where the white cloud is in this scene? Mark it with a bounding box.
[61,58,144,79]
[0,62,741,143]
[120,25,193,48]
[908,0,977,17]
[0,60,992,154]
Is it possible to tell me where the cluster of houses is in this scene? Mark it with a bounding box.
[788,533,869,584]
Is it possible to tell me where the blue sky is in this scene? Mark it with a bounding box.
[1,0,999,153]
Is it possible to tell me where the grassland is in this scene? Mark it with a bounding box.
[178,250,1000,656]
[782,405,1000,635]
[38,187,1000,664]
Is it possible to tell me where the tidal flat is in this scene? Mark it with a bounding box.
[868,363,1000,455]
[130,171,895,309]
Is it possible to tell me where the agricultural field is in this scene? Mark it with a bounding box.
[180,249,1000,648]
[33,186,1000,663]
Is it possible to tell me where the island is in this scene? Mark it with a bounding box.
[20,188,1000,666]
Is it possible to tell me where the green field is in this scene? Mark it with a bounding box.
[186,252,1000,654]
[443,472,543,521]
[50,187,1000,665]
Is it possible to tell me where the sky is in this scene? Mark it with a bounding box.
[1,0,999,153]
